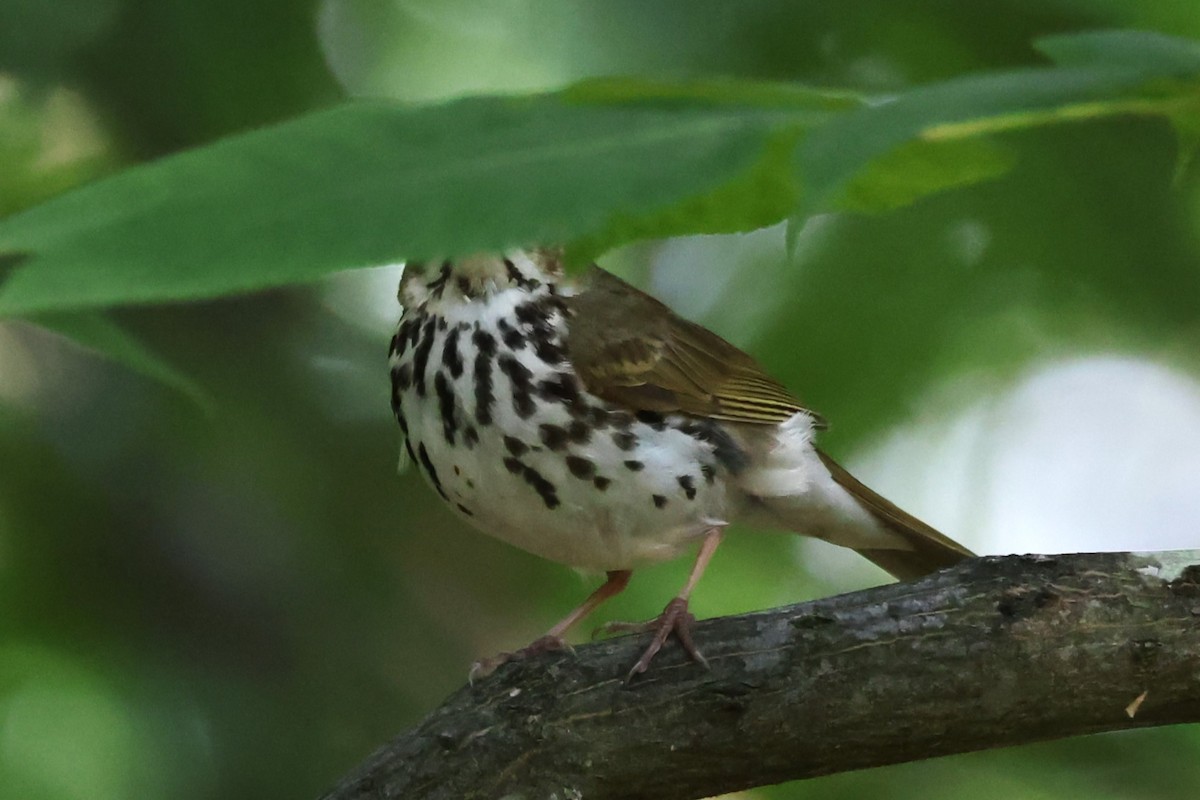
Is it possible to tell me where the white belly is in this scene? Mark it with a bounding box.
[411,408,728,570]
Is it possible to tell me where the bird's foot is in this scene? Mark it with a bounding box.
[468,634,574,682]
[596,597,708,680]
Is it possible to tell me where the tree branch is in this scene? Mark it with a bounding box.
[320,551,1200,800]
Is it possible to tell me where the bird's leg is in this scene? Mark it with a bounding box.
[469,569,631,681]
[599,528,724,679]
[544,569,633,640]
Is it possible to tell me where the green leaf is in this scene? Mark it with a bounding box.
[1036,31,1200,180]
[563,75,862,111]
[568,127,806,263]
[0,88,836,318]
[1036,29,1200,72]
[835,137,1015,214]
[559,78,856,261]
[31,312,212,411]
[800,29,1200,213]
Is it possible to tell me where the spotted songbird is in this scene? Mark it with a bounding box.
[389,249,974,678]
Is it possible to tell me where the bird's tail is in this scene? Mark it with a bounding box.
[815,449,974,581]
[733,413,974,581]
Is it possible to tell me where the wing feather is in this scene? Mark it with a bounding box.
[568,267,824,427]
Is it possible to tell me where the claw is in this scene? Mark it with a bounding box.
[597,527,723,680]
[619,597,708,681]
[468,634,573,683]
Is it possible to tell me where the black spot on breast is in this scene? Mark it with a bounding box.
[390,321,410,358]
[455,275,473,298]
[504,454,560,508]
[434,371,458,444]
[457,503,474,517]
[538,373,583,409]
[567,420,591,445]
[503,436,528,457]
[463,426,479,448]
[497,353,530,379]
[515,300,546,329]
[520,465,559,509]
[533,338,565,366]
[394,407,408,435]
[472,328,497,357]
[635,410,667,431]
[417,442,449,501]
[539,424,569,451]
[404,438,418,464]
[678,420,748,474]
[652,494,668,509]
[565,455,595,479]
[393,363,412,391]
[701,464,716,484]
[473,348,494,425]
[513,388,536,419]
[677,475,697,500]
[499,354,536,418]
[624,459,644,471]
[503,257,522,284]
[612,431,637,451]
[497,319,525,350]
[504,257,540,291]
[593,476,611,490]
[412,318,437,397]
[519,297,565,355]
[441,327,463,378]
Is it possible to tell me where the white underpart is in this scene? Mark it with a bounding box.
[392,259,730,572]
[735,413,910,551]
[738,412,820,497]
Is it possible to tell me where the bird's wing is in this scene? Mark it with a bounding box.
[567,267,825,427]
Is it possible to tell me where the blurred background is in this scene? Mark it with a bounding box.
[3,1,1200,798]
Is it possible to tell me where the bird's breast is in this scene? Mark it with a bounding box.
[389,287,737,570]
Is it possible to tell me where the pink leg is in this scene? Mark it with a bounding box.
[544,569,632,639]
[470,570,632,680]
[602,528,724,680]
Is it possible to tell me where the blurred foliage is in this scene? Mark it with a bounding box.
[2,2,1200,800]
[0,92,833,316]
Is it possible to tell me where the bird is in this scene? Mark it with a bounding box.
[388,248,974,679]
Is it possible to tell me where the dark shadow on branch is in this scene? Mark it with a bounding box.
[320,550,1200,800]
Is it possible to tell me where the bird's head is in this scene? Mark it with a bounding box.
[398,248,565,310]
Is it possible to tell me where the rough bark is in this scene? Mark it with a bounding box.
[320,550,1200,800]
